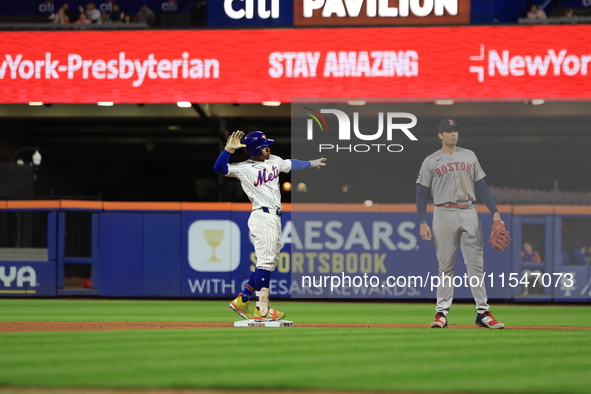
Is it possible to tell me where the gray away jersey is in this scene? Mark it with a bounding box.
[226,155,292,210]
[416,147,485,205]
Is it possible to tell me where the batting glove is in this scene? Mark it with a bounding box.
[226,130,246,153]
[310,158,327,168]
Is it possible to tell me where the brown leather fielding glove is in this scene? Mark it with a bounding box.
[489,220,511,252]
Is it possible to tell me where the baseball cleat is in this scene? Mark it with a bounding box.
[476,311,505,329]
[230,293,253,320]
[430,312,448,328]
[253,307,285,321]
[431,312,447,328]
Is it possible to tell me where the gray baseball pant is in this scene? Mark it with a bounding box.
[432,206,490,315]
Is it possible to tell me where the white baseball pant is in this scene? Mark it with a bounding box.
[248,209,282,272]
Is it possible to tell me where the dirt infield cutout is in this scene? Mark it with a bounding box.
[1,321,589,332]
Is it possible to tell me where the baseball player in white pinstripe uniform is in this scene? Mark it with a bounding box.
[214,130,326,321]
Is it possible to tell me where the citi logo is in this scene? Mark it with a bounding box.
[224,0,280,19]
[0,266,37,288]
[161,0,178,12]
[304,108,417,153]
[99,0,115,12]
[39,0,54,13]
[469,44,591,82]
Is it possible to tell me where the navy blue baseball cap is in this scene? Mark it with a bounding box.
[438,119,461,133]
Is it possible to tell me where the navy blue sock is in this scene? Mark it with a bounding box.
[254,268,271,291]
[241,270,257,302]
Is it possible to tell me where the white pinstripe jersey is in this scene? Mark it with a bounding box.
[226,155,292,210]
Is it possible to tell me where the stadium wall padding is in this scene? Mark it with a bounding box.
[0,201,588,302]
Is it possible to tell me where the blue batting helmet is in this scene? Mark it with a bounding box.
[242,131,274,157]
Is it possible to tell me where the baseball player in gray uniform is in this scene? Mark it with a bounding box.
[416,119,505,329]
[214,130,326,321]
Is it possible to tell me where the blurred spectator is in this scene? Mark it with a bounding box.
[572,242,587,265]
[53,3,70,24]
[521,241,542,263]
[559,250,570,265]
[560,8,576,18]
[107,2,125,23]
[75,12,91,24]
[550,6,577,19]
[137,4,156,26]
[79,2,102,24]
[122,13,133,23]
[527,4,547,20]
[521,242,543,294]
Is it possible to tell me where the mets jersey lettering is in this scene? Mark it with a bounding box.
[254,166,280,187]
[226,155,292,210]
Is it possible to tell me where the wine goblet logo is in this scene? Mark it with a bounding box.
[204,229,225,263]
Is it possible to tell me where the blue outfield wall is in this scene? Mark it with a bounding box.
[143,214,182,297]
[99,212,183,297]
[96,206,588,301]
[99,213,144,297]
[1,203,590,301]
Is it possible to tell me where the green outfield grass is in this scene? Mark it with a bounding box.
[0,299,590,393]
